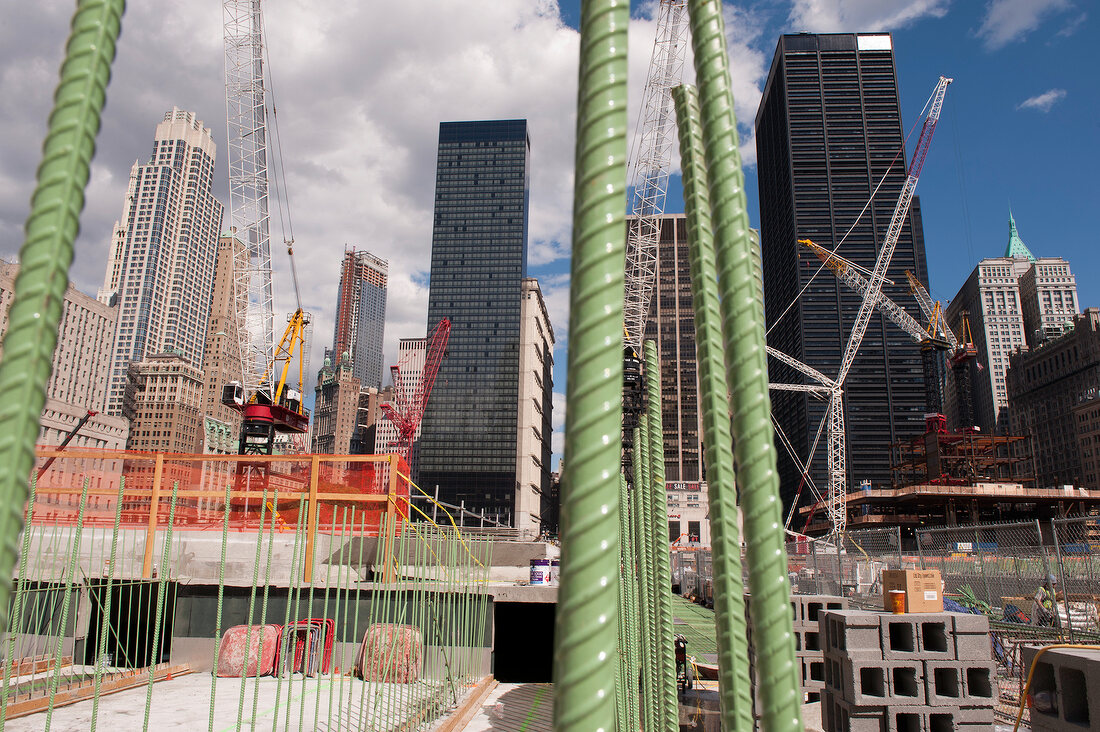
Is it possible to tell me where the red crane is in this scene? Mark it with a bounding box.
[380,318,451,464]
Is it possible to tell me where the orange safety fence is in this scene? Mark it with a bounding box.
[29,448,411,537]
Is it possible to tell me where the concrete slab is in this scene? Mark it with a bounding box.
[5,671,448,731]
[460,682,553,731]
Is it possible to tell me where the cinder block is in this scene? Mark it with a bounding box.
[885,706,960,732]
[827,654,890,706]
[823,610,882,658]
[879,614,954,660]
[924,662,964,706]
[949,612,989,635]
[832,694,888,732]
[886,662,926,705]
[955,706,995,725]
[1021,645,1100,729]
[961,662,997,701]
[953,631,992,661]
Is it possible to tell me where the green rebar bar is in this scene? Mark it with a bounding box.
[43,477,90,731]
[0,473,40,724]
[249,490,280,726]
[644,340,679,732]
[142,481,179,732]
[622,475,640,732]
[672,82,754,732]
[90,476,128,732]
[0,0,124,632]
[207,481,235,732]
[635,418,657,732]
[685,3,802,731]
[553,0,628,727]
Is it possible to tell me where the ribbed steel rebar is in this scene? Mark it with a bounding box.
[0,0,124,631]
[644,340,679,732]
[552,0,628,728]
[635,418,657,732]
[685,3,802,731]
[672,82,754,732]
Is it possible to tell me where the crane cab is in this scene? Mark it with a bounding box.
[221,381,245,408]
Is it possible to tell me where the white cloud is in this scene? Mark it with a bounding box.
[787,0,950,33]
[976,0,1071,50]
[1017,88,1067,112]
[551,391,566,460]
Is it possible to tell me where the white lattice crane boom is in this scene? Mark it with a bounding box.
[623,0,688,354]
[224,0,275,398]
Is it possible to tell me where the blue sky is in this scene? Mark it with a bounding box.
[548,0,1097,310]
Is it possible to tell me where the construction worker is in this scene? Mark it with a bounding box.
[1032,574,1059,627]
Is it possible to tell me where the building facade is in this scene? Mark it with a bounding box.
[332,249,388,389]
[945,215,1079,432]
[636,214,712,546]
[351,385,392,455]
[515,278,554,538]
[1075,390,1100,491]
[418,120,531,522]
[376,337,427,460]
[199,232,245,444]
[99,108,223,416]
[123,354,205,453]
[0,261,129,450]
[312,355,361,455]
[755,33,930,513]
[1006,308,1100,489]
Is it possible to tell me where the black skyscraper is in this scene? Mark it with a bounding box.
[418,120,530,521]
[755,34,930,518]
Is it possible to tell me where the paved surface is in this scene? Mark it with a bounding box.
[5,672,440,731]
[461,682,553,731]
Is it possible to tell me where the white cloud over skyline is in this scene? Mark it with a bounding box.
[1017,88,1067,112]
[787,0,950,33]
[975,0,1072,50]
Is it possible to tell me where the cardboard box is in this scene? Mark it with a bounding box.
[882,569,943,613]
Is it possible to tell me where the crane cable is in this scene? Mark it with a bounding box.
[259,8,302,312]
[765,82,939,340]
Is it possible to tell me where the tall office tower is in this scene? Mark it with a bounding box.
[312,355,362,454]
[945,214,1079,433]
[332,249,389,388]
[0,261,129,450]
[123,354,205,453]
[418,120,530,522]
[351,385,393,455]
[755,34,931,513]
[375,337,427,460]
[199,232,246,443]
[516,278,555,539]
[637,214,711,546]
[99,108,224,416]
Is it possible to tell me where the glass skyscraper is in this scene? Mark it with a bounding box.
[755,34,930,516]
[332,248,388,389]
[418,120,530,521]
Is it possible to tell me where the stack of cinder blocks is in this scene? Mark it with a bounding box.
[747,594,847,705]
[820,610,997,732]
[1021,645,1100,732]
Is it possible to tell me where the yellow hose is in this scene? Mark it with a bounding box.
[1013,643,1100,732]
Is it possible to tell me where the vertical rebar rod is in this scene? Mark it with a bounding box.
[635,418,657,732]
[553,0,628,727]
[43,478,90,732]
[250,490,280,725]
[0,0,124,629]
[686,2,802,730]
[207,481,235,732]
[0,473,40,725]
[644,340,679,732]
[90,476,127,732]
[141,481,178,732]
[672,82,753,732]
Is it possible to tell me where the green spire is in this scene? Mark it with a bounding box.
[1005,210,1036,261]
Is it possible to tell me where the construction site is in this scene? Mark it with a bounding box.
[2,1,1099,731]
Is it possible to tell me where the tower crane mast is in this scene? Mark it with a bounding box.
[623,0,688,355]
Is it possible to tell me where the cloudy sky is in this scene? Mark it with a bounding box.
[2,0,1096,461]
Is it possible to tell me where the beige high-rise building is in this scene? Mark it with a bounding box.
[945,214,1080,432]
[515,278,554,538]
[312,354,361,454]
[123,354,204,453]
[100,108,224,416]
[199,232,246,447]
[376,337,427,461]
[0,261,128,450]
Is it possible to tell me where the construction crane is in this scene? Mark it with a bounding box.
[221,0,309,463]
[380,318,451,466]
[621,1,688,469]
[776,76,952,538]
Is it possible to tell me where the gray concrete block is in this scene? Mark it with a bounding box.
[955,705,995,724]
[823,610,882,657]
[924,661,964,706]
[879,614,954,660]
[1021,644,1100,731]
[953,631,993,661]
[886,661,926,705]
[885,706,961,732]
[949,612,989,635]
[831,693,887,732]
